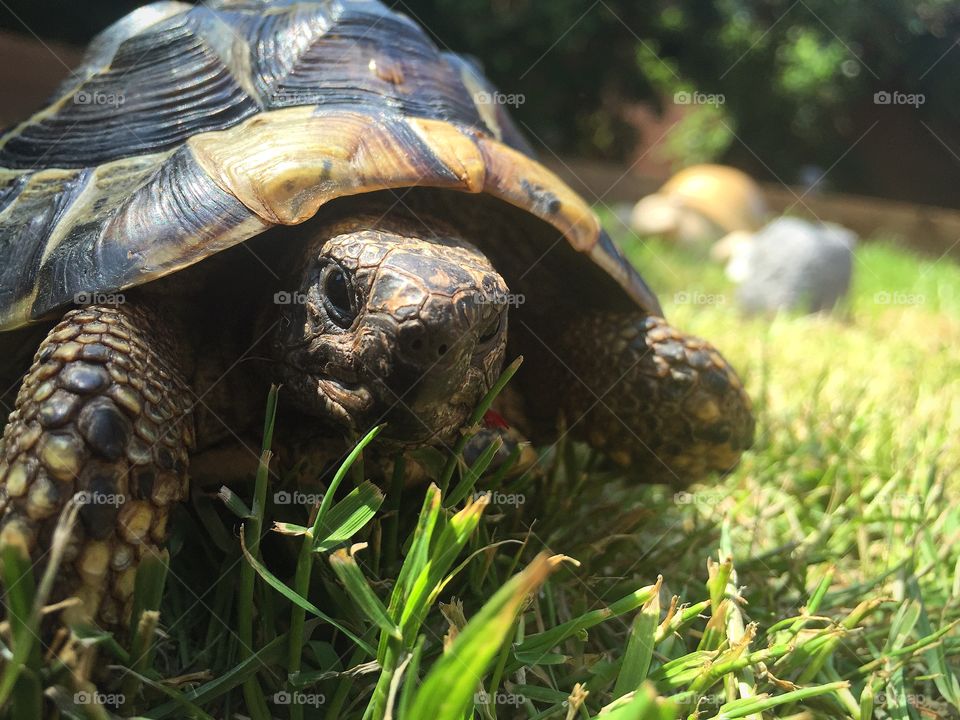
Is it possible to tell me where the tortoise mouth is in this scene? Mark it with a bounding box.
[280,354,483,447]
[280,358,374,431]
[317,376,368,415]
[367,370,483,447]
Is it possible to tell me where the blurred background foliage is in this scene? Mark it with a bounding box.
[0,0,958,205]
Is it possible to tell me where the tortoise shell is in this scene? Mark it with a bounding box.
[0,0,661,331]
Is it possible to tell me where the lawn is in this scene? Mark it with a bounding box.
[1,221,958,719]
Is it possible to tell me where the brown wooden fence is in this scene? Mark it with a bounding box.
[545,159,960,261]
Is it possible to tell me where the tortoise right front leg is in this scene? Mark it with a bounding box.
[0,303,194,628]
[517,312,754,486]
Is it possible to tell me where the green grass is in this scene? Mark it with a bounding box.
[1,223,959,719]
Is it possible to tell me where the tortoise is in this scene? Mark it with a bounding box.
[0,0,754,628]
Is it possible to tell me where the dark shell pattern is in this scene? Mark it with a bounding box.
[0,0,659,331]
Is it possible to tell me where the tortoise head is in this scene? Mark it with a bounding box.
[273,213,509,445]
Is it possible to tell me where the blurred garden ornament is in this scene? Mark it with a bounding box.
[712,217,857,315]
[631,164,769,246]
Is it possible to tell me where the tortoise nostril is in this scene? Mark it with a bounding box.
[398,326,462,369]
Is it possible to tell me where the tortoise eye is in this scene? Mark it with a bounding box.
[322,265,356,328]
[478,310,503,345]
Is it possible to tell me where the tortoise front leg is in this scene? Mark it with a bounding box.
[0,303,194,628]
[528,313,754,485]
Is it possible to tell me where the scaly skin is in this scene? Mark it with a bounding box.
[531,313,754,484]
[0,304,193,627]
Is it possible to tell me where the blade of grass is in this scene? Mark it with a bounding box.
[329,544,402,640]
[122,549,169,707]
[407,553,558,719]
[0,545,37,708]
[446,436,503,507]
[397,635,425,720]
[613,577,662,698]
[0,498,80,708]
[287,426,382,720]
[592,683,677,719]
[145,620,321,718]
[707,680,850,718]
[438,356,523,494]
[313,481,385,553]
[236,385,278,720]
[367,491,491,720]
[9,668,42,720]
[513,582,659,667]
[239,527,375,654]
